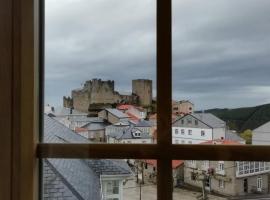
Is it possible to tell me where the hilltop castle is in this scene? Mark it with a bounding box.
[63,79,152,113]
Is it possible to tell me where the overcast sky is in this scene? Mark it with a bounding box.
[45,0,270,110]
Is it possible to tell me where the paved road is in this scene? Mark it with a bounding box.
[123,177,226,200]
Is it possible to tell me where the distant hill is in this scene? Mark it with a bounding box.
[197,104,270,132]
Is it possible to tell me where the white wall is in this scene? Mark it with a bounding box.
[213,127,226,140]
[107,137,151,144]
[172,127,212,144]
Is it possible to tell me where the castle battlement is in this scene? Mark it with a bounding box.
[64,78,152,113]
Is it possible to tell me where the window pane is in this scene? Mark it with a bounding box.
[44,0,156,144]
[173,160,270,199]
[42,158,157,200]
[172,0,270,146]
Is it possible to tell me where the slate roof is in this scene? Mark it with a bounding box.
[43,160,80,200]
[43,115,132,200]
[105,108,129,118]
[44,114,89,144]
[225,131,245,143]
[108,125,151,140]
[81,121,107,131]
[69,116,103,123]
[87,160,132,176]
[193,113,226,128]
[135,120,152,127]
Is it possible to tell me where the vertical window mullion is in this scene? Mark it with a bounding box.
[157,0,172,199]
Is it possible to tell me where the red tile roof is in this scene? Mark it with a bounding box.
[75,127,88,133]
[126,112,140,122]
[117,104,134,110]
[144,160,184,169]
[117,104,144,111]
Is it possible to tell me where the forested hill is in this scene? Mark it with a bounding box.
[198,104,270,132]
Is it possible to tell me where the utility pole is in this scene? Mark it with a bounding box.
[139,180,142,200]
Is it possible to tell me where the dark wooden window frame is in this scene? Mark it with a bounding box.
[2,0,270,200]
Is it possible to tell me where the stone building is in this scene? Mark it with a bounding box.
[184,140,270,197]
[63,79,152,113]
[132,79,152,107]
[172,100,194,115]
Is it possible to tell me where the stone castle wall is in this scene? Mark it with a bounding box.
[132,79,152,107]
[63,96,73,108]
[64,79,152,113]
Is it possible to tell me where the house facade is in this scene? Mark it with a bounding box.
[172,113,226,144]
[98,108,130,124]
[172,100,194,115]
[117,104,147,121]
[78,119,108,142]
[135,160,184,187]
[253,121,270,145]
[184,140,270,197]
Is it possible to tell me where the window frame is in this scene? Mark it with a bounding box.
[4,0,270,200]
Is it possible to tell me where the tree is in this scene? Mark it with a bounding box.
[240,129,252,144]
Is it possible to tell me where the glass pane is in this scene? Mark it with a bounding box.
[42,158,157,200]
[173,160,270,200]
[172,0,270,145]
[44,0,156,144]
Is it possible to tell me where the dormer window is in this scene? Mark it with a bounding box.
[133,130,141,138]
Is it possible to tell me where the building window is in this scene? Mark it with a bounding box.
[188,130,192,135]
[244,179,248,193]
[257,177,262,192]
[103,180,120,200]
[188,141,192,144]
[218,180,225,188]
[181,140,185,144]
[260,162,264,171]
[175,140,179,144]
[244,162,249,174]
[203,161,209,169]
[195,120,198,125]
[250,162,255,173]
[181,119,184,124]
[217,161,225,175]
[181,129,185,134]
[187,119,192,124]
[191,172,196,181]
[255,162,260,172]
[175,129,178,134]
[190,160,196,167]
[201,130,205,136]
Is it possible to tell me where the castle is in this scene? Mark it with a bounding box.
[63,79,152,113]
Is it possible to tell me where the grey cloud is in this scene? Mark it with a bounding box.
[45,0,270,109]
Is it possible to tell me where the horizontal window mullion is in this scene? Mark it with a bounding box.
[37,143,270,161]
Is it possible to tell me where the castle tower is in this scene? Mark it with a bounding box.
[132,79,152,107]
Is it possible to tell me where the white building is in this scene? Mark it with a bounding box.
[252,121,270,145]
[172,113,226,144]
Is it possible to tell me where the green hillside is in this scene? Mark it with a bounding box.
[201,104,270,132]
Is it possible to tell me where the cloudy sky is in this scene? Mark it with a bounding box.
[45,0,270,110]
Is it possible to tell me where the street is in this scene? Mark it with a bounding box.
[123,177,227,200]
